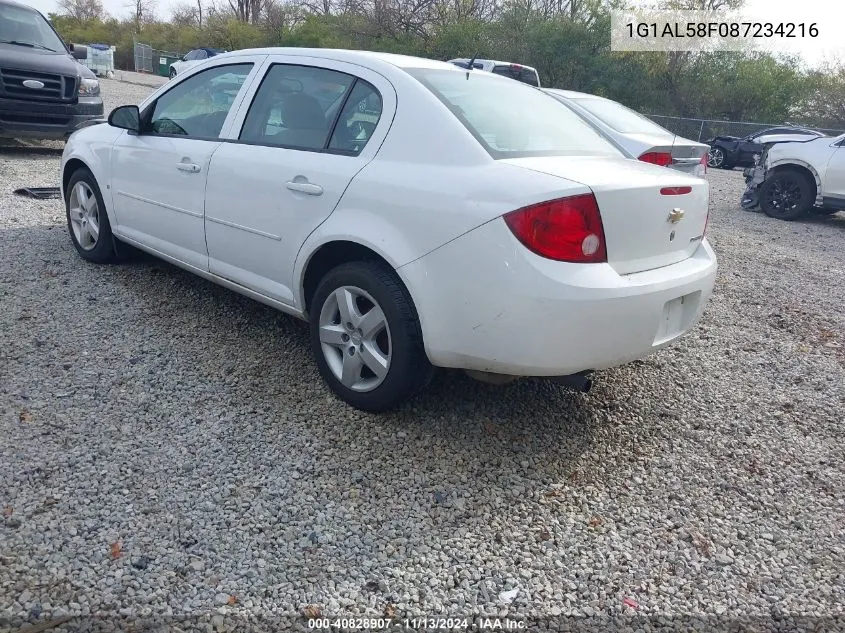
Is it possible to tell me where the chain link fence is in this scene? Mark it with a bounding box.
[133,41,182,77]
[645,114,844,143]
[133,42,153,73]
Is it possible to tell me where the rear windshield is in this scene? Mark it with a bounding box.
[568,96,670,136]
[407,69,624,160]
[491,64,540,87]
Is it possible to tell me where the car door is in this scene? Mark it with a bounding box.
[203,57,396,305]
[109,58,262,270]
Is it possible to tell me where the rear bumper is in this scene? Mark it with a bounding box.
[398,218,718,376]
[0,96,104,140]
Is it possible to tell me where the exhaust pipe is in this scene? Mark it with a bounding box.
[554,371,593,393]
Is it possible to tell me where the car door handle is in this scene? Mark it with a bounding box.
[177,162,201,173]
[286,181,323,196]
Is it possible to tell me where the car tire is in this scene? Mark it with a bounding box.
[309,261,434,412]
[706,146,725,169]
[169,67,177,79]
[759,169,815,221]
[65,168,118,264]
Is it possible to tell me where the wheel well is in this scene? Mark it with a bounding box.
[62,158,89,197]
[769,163,818,198]
[302,241,393,313]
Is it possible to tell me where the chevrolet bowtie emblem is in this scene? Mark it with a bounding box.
[668,208,685,223]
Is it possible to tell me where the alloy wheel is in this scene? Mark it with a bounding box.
[764,176,803,212]
[318,285,392,392]
[706,147,724,168]
[68,181,101,251]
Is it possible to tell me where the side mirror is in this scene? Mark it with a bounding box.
[108,105,141,133]
[70,43,88,60]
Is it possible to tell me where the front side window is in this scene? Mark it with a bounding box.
[408,69,623,159]
[195,49,208,60]
[240,64,372,152]
[147,63,252,138]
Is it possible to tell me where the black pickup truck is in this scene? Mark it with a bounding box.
[0,0,103,140]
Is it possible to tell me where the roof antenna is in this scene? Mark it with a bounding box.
[465,53,478,79]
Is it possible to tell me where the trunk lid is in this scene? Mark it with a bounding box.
[503,155,709,275]
[621,133,708,175]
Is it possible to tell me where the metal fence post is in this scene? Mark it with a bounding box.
[698,120,705,142]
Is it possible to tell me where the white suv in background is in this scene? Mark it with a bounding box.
[448,58,541,87]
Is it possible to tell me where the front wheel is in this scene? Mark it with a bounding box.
[169,67,177,79]
[65,168,117,263]
[759,169,814,221]
[309,261,434,412]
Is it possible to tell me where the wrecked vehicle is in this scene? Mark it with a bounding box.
[741,132,845,220]
[706,126,823,170]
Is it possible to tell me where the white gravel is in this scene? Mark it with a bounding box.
[1,78,844,632]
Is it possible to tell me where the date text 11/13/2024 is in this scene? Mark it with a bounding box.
[307,617,527,630]
[626,21,818,39]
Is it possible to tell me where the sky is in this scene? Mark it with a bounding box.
[22,0,845,69]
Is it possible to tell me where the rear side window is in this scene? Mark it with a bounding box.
[407,69,623,160]
[492,64,540,87]
[240,63,383,155]
[328,80,383,155]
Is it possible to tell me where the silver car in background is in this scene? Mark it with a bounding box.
[545,89,708,177]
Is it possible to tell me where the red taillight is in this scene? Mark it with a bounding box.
[660,186,692,195]
[639,151,673,167]
[694,152,708,177]
[503,194,607,263]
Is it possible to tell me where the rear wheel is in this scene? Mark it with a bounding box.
[759,169,814,221]
[65,168,117,264]
[309,261,433,412]
[706,147,725,169]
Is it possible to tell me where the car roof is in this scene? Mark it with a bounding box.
[218,48,458,72]
[544,88,599,100]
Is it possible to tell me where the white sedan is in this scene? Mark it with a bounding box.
[545,89,708,177]
[60,48,717,412]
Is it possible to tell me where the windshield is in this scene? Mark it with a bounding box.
[407,69,624,159]
[0,3,66,52]
[568,96,671,136]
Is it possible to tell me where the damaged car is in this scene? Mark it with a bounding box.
[741,132,845,220]
[706,126,824,170]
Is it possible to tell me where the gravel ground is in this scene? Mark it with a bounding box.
[1,77,844,632]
